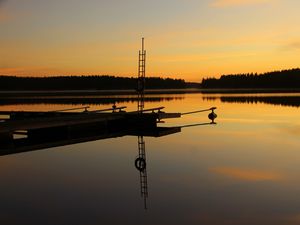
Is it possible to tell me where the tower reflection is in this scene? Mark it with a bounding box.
[135,136,148,210]
[0,119,216,210]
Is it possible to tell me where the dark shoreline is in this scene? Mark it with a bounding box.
[0,89,201,97]
[1,88,300,98]
[1,88,300,107]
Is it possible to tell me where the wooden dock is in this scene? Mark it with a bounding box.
[0,107,181,144]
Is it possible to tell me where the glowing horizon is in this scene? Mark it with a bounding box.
[0,0,299,82]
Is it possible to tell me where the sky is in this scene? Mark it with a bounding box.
[0,0,299,81]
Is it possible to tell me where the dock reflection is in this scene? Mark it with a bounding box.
[0,120,216,210]
[0,125,181,155]
[0,123,181,210]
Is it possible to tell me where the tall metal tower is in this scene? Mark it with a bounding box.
[137,38,146,112]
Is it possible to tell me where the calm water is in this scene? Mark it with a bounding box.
[1,93,300,225]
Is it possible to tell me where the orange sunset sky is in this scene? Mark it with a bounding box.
[0,0,299,81]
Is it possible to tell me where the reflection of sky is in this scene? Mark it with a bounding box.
[0,93,300,224]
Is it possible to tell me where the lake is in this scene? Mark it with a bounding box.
[0,92,300,225]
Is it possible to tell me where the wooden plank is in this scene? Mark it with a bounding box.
[49,106,90,112]
[158,113,181,119]
[90,106,127,113]
[129,106,165,113]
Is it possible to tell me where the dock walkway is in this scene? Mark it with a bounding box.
[0,108,181,142]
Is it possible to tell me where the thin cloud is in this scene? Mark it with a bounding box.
[210,167,283,181]
[284,41,300,51]
[0,67,61,76]
[211,0,274,7]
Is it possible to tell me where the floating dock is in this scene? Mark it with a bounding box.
[0,106,181,145]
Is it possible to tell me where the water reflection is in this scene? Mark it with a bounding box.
[0,121,181,210]
[203,94,300,108]
[4,93,300,224]
[0,125,181,156]
[135,136,148,210]
[0,96,185,106]
[0,118,217,211]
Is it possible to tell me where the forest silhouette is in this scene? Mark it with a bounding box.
[201,68,300,89]
[2,68,300,91]
[0,75,186,90]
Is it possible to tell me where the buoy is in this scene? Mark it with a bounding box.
[208,112,217,121]
[135,157,146,172]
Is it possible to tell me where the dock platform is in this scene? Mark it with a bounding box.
[0,107,181,144]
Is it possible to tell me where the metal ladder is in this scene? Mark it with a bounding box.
[137,136,148,209]
[137,38,146,113]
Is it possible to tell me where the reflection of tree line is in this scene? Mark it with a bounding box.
[0,96,184,105]
[203,96,300,108]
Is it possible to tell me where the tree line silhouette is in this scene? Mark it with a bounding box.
[201,68,300,89]
[0,75,186,90]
